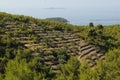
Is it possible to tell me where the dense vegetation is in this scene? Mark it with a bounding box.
[45,17,68,23]
[0,12,120,80]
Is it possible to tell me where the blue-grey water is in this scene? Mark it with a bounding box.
[1,8,120,25]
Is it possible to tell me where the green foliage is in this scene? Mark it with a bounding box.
[46,17,68,23]
[79,62,92,80]
[94,48,120,80]
[55,57,80,80]
[4,56,50,80]
[79,48,120,80]
[5,57,34,80]
[89,22,94,27]
[53,49,68,64]
[80,25,119,53]
[97,24,104,29]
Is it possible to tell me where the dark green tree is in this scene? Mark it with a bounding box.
[97,24,104,29]
[89,22,94,27]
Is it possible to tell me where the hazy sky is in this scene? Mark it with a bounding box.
[0,0,119,9]
[0,0,120,25]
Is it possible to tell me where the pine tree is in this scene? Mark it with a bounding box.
[5,57,34,80]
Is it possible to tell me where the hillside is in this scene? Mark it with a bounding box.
[0,12,120,80]
[45,17,68,23]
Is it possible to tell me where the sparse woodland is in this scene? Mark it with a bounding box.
[0,12,120,80]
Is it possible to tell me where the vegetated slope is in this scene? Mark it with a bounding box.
[45,17,69,23]
[0,12,104,68]
[0,12,120,80]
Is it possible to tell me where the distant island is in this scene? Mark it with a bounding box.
[45,17,69,23]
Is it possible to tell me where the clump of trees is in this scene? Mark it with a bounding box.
[89,22,94,27]
[45,17,68,23]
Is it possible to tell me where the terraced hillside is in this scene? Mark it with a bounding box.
[0,21,105,73]
[78,40,105,67]
[1,12,120,80]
